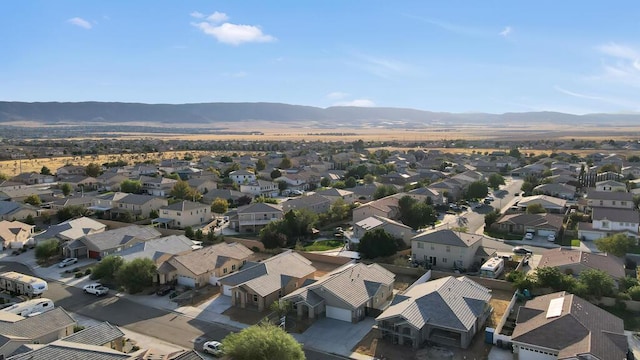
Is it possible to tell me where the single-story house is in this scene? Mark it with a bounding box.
[65,225,161,259]
[538,248,625,280]
[492,213,564,237]
[0,201,39,222]
[0,220,34,250]
[352,215,415,246]
[515,195,567,213]
[34,216,106,245]
[376,276,492,349]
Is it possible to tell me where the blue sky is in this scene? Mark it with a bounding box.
[2,1,640,114]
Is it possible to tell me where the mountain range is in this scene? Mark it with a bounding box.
[0,101,638,127]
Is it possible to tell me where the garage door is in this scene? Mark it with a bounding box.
[537,229,555,236]
[222,285,232,296]
[326,306,352,322]
[177,275,196,288]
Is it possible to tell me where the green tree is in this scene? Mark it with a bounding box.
[35,239,60,261]
[211,197,229,214]
[509,148,521,158]
[90,255,124,285]
[24,194,42,206]
[60,183,72,197]
[363,174,375,184]
[619,276,639,292]
[373,185,397,200]
[25,214,35,225]
[120,179,142,194]
[329,198,350,222]
[359,229,398,259]
[40,166,51,175]
[526,203,547,214]
[595,233,635,257]
[506,270,536,291]
[520,181,535,196]
[333,180,346,189]
[85,163,101,177]
[117,211,134,223]
[57,205,88,222]
[279,157,292,169]
[184,226,195,239]
[345,177,357,188]
[628,285,640,301]
[487,173,505,190]
[270,169,282,180]
[465,180,489,199]
[222,322,305,360]
[535,266,575,291]
[149,209,159,219]
[578,269,615,299]
[484,210,501,228]
[116,258,156,294]
[256,158,266,171]
[170,180,200,201]
[320,177,331,187]
[0,172,7,181]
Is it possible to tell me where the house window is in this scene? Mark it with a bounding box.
[446,246,450,252]
[177,212,181,216]
[612,201,617,205]
[223,268,228,274]
[232,264,236,271]
[417,242,424,249]
[622,201,627,206]
[602,221,609,228]
[442,258,447,263]
[431,245,435,250]
[599,200,603,206]
[253,294,258,302]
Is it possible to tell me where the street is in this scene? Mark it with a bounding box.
[0,261,346,360]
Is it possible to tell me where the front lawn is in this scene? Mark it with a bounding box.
[570,239,580,247]
[484,230,523,240]
[302,240,344,251]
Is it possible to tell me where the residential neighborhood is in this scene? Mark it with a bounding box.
[1,142,640,360]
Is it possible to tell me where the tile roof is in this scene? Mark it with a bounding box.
[538,248,625,279]
[412,229,484,248]
[495,213,564,230]
[315,188,353,197]
[376,276,491,331]
[236,202,282,214]
[172,242,253,276]
[167,350,206,360]
[517,195,567,208]
[36,217,106,241]
[0,220,32,242]
[592,207,640,223]
[82,225,161,252]
[61,322,124,346]
[162,200,208,212]
[511,292,627,359]
[118,193,164,205]
[284,263,395,309]
[7,341,133,360]
[1,307,76,340]
[220,251,315,297]
[117,234,195,263]
[587,189,633,201]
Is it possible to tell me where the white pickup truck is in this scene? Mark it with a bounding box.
[83,283,109,296]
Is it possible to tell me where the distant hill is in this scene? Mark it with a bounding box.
[0,101,638,127]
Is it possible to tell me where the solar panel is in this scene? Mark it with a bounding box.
[546,297,564,318]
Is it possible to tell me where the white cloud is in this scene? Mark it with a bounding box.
[334,99,376,107]
[594,42,640,87]
[597,43,640,60]
[326,92,349,100]
[67,17,92,29]
[499,26,512,37]
[191,11,275,46]
[555,85,640,109]
[190,11,205,19]
[207,11,229,23]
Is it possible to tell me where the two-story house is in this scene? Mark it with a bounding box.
[240,180,279,198]
[352,196,400,223]
[411,229,491,271]
[112,194,168,219]
[595,179,627,192]
[140,176,178,197]
[229,170,256,185]
[155,200,211,228]
[227,202,283,233]
[314,188,355,204]
[281,193,331,214]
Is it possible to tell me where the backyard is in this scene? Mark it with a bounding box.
[301,239,345,251]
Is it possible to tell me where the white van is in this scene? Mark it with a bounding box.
[1,298,54,317]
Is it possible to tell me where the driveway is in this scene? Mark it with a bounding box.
[294,318,375,358]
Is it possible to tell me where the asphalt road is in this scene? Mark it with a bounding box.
[0,261,346,360]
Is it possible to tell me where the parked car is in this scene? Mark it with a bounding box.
[58,257,78,268]
[83,283,109,296]
[547,234,556,242]
[202,340,223,356]
[513,246,533,255]
[156,284,175,296]
[524,232,534,240]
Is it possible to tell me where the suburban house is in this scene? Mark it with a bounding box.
[227,202,283,233]
[538,248,625,280]
[0,220,34,249]
[0,307,76,358]
[60,175,99,191]
[187,178,218,194]
[111,194,168,219]
[586,190,634,210]
[65,225,161,259]
[347,184,378,203]
[281,193,331,214]
[11,172,55,185]
[0,187,53,202]
[240,180,279,198]
[622,165,640,179]
[275,172,310,191]
[140,176,178,197]
[164,242,254,288]
[219,250,316,312]
[515,195,567,213]
[510,292,627,360]
[407,187,444,205]
[352,215,415,246]
[492,213,564,238]
[96,172,129,191]
[49,196,94,211]
[0,201,39,221]
[532,183,576,200]
[229,170,256,185]
[201,189,246,207]
[60,321,125,352]
[56,165,86,178]
[411,230,492,271]
[352,196,400,223]
[375,276,492,349]
[578,207,640,241]
[282,262,394,323]
[313,188,355,204]
[34,217,106,245]
[154,200,211,228]
[595,179,627,192]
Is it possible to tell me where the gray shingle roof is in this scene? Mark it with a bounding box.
[61,322,124,346]
[117,235,195,262]
[587,189,633,202]
[118,193,163,206]
[2,307,76,339]
[511,292,627,359]
[7,342,133,360]
[162,200,208,212]
[376,276,491,331]
[411,229,484,248]
[172,242,253,276]
[168,350,206,360]
[236,202,282,214]
[82,225,161,252]
[592,207,640,223]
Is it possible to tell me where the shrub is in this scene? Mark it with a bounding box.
[628,285,640,301]
[251,246,260,252]
[73,325,85,333]
[84,268,92,275]
[74,272,84,278]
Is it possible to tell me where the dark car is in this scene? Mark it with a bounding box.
[156,284,175,296]
[512,246,533,255]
